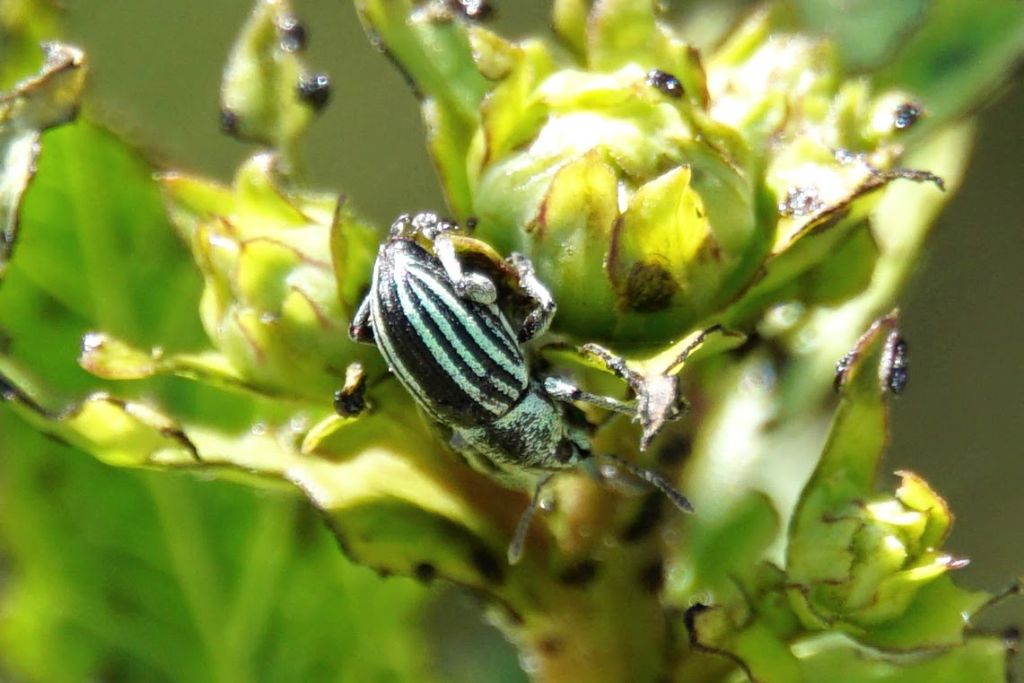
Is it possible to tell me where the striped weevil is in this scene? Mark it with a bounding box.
[348,212,693,563]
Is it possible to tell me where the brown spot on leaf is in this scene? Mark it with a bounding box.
[559,560,600,588]
[622,261,678,312]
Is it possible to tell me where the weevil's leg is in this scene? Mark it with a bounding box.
[662,325,723,375]
[432,233,498,304]
[507,252,556,343]
[333,362,368,416]
[579,342,642,386]
[507,473,555,565]
[348,296,375,344]
[598,454,694,513]
[544,376,636,416]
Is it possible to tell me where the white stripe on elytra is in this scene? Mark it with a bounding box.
[406,275,522,401]
[369,268,443,418]
[395,268,508,416]
[406,264,526,386]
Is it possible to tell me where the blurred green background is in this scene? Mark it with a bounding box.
[0,0,1020,680]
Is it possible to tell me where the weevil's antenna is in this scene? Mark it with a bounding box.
[507,473,555,565]
[600,454,695,514]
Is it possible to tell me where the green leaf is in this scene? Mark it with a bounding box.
[354,0,488,125]
[1,42,85,277]
[794,632,1010,682]
[0,416,436,683]
[687,605,803,683]
[551,0,588,60]
[872,0,1024,126]
[786,314,992,650]
[0,117,436,682]
[587,0,662,71]
[668,491,780,600]
[524,149,619,335]
[0,0,62,89]
[354,0,488,216]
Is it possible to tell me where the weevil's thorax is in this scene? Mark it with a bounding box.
[369,237,530,427]
[452,380,591,488]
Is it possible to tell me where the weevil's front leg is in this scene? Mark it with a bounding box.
[433,233,497,304]
[348,295,375,344]
[579,342,642,386]
[544,376,636,416]
[507,472,555,565]
[507,252,556,343]
[396,211,497,304]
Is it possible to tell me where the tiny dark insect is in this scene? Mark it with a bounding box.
[884,334,909,394]
[219,108,240,135]
[276,15,307,53]
[893,103,922,130]
[646,69,684,99]
[297,73,331,110]
[349,213,693,563]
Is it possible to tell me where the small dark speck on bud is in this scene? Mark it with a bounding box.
[277,15,307,53]
[448,0,494,20]
[834,351,854,392]
[219,108,239,135]
[885,335,909,394]
[465,216,479,232]
[297,73,331,110]
[646,69,684,99]
[893,102,922,130]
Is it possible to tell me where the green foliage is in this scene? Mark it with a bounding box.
[1,1,1022,682]
[0,53,436,682]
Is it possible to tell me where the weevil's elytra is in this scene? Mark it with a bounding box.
[370,237,528,425]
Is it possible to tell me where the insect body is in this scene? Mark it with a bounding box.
[350,213,691,561]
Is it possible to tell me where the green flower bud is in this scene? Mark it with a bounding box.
[470,52,761,342]
[221,0,329,166]
[160,153,379,400]
[787,315,989,650]
[360,1,951,345]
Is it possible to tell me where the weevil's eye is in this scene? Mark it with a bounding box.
[555,439,575,464]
